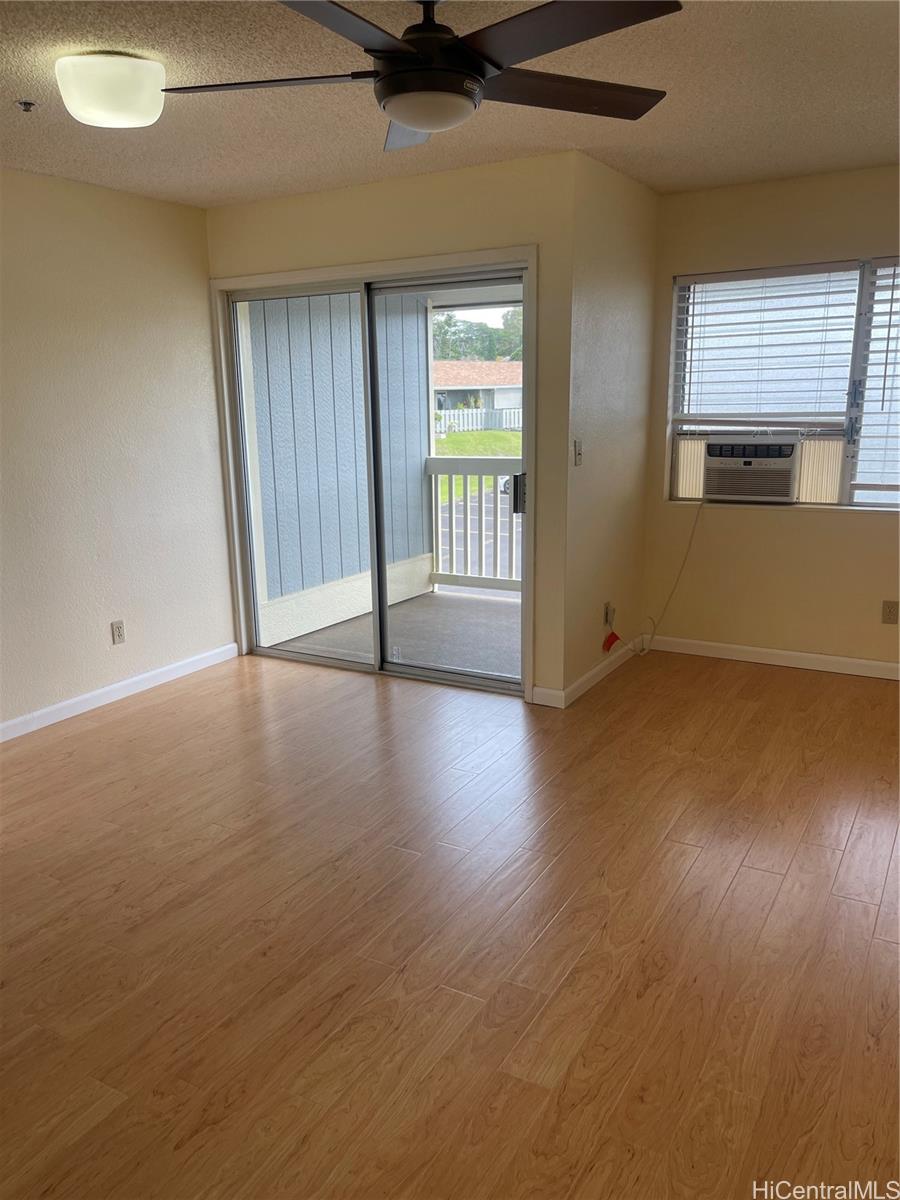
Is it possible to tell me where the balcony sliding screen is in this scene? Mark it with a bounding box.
[670,258,899,507]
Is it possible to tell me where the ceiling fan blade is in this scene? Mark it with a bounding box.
[279,1,414,56]
[164,70,376,95]
[462,1,682,69]
[483,67,665,120]
[384,122,431,152]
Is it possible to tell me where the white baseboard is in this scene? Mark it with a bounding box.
[651,636,899,681]
[0,643,239,743]
[532,643,634,709]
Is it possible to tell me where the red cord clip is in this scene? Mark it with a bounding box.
[602,630,621,654]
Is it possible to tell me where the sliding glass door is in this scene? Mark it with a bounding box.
[231,268,527,691]
[233,289,376,664]
[370,279,524,683]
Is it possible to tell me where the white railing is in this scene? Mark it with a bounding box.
[425,456,522,590]
[433,408,522,434]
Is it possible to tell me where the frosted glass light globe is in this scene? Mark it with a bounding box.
[55,54,166,128]
[382,90,475,133]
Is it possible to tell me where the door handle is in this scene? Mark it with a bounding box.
[512,473,526,514]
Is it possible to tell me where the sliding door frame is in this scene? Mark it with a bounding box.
[210,245,537,700]
[224,283,383,673]
[367,273,527,695]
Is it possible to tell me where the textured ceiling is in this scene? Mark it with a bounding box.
[1,1,897,208]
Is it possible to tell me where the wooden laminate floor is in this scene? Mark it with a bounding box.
[1,651,897,1199]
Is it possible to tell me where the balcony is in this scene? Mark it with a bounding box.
[428,455,523,588]
[279,452,522,678]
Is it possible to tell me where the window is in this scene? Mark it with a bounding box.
[856,262,900,505]
[669,258,899,507]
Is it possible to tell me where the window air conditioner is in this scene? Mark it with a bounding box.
[702,436,800,504]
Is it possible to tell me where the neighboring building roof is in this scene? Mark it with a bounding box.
[432,360,522,389]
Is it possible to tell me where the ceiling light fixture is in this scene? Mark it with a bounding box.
[55,53,165,128]
[164,0,681,155]
[380,87,476,133]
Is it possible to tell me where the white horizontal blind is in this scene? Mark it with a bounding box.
[852,261,899,504]
[673,268,859,421]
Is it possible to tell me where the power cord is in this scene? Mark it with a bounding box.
[636,500,705,656]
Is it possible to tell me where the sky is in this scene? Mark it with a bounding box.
[452,305,511,329]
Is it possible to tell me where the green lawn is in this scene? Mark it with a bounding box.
[434,429,522,458]
[432,429,522,504]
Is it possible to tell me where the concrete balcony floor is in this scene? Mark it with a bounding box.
[276,586,521,680]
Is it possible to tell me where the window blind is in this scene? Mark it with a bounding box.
[673,267,859,421]
[852,261,899,504]
[670,258,899,508]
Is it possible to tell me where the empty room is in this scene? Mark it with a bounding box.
[1,1,898,1197]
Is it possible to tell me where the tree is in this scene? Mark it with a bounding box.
[432,306,522,361]
[498,306,523,360]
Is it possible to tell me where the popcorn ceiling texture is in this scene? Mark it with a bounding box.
[1,0,897,208]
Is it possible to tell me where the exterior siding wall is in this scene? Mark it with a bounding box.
[248,293,369,599]
[247,291,430,602]
[372,293,432,568]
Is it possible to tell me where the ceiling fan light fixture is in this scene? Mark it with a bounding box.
[163,0,681,151]
[381,89,475,133]
[55,53,166,128]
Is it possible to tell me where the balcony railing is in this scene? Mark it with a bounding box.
[426,456,522,590]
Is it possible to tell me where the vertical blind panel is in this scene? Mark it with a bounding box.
[855,263,900,492]
[674,270,859,417]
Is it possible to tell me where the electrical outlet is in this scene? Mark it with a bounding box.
[603,602,615,628]
[882,600,899,625]
[111,620,126,645]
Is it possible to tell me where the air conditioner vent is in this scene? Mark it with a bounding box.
[702,437,800,504]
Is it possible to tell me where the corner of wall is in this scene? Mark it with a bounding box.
[562,157,659,691]
[639,166,900,666]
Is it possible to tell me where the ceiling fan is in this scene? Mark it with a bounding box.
[164,0,681,151]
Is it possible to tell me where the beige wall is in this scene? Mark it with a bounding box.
[0,168,233,722]
[642,166,900,664]
[208,152,581,692]
[565,155,658,687]
[5,157,891,726]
